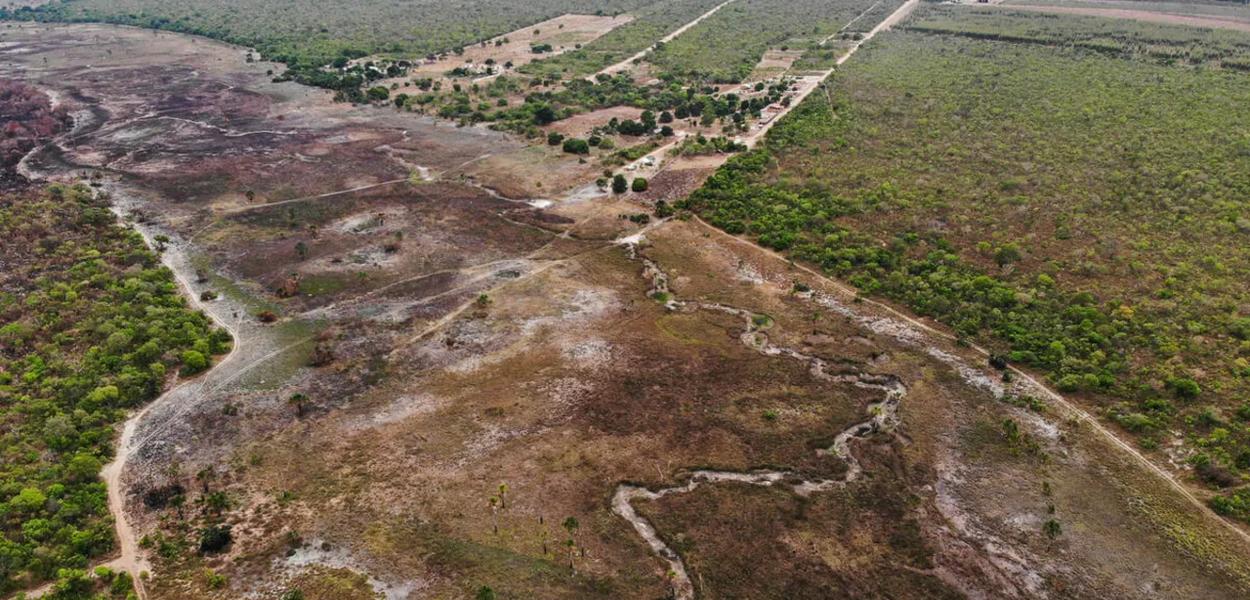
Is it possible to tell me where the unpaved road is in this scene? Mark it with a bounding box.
[93,187,254,600]
[588,0,741,81]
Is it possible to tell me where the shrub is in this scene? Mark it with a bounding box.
[1166,377,1201,399]
[562,138,590,155]
[199,523,233,554]
[180,350,209,375]
[631,177,648,193]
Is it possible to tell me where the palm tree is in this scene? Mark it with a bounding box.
[564,538,577,573]
[489,496,499,534]
[288,393,309,417]
[196,467,216,493]
[562,516,580,571]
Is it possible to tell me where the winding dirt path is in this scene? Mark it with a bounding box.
[217,178,409,216]
[93,188,251,600]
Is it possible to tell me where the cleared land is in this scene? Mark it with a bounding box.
[907,4,1250,66]
[403,13,631,81]
[1003,0,1250,21]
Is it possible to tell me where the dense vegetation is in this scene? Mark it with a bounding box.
[0,184,229,594]
[1,0,652,79]
[682,24,1250,498]
[645,0,878,82]
[520,0,727,78]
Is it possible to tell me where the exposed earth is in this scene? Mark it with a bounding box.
[4,10,1250,600]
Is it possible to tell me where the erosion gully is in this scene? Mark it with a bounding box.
[612,239,910,600]
[611,231,1064,600]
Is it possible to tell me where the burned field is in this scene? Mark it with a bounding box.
[4,18,1250,600]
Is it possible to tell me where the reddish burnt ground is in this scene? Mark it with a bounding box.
[212,183,556,310]
[0,78,70,183]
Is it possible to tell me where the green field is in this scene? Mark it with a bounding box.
[4,0,651,67]
[684,14,1250,502]
[520,0,728,78]
[0,185,229,595]
[645,0,880,82]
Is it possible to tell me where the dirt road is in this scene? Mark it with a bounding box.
[588,0,741,81]
[741,0,919,148]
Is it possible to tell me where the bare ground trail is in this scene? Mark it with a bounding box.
[93,186,256,600]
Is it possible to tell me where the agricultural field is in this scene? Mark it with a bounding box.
[686,10,1250,509]
[520,0,728,78]
[2,0,652,69]
[643,0,880,83]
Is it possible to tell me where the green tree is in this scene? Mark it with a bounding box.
[612,174,628,194]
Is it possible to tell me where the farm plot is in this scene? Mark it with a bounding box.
[5,0,653,68]
[644,0,881,83]
[520,0,729,78]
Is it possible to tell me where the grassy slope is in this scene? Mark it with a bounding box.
[684,17,1250,501]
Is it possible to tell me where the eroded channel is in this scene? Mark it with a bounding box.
[613,239,909,600]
